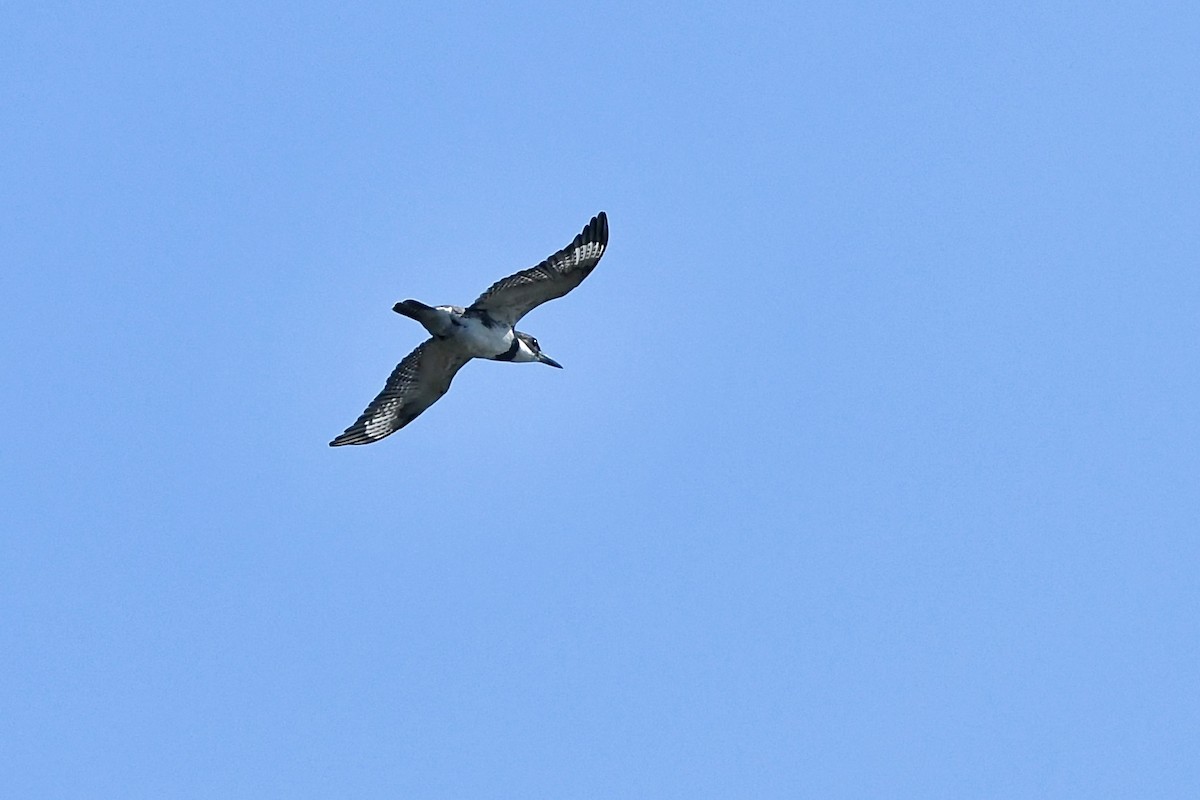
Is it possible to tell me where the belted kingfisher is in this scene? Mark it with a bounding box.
[330,211,609,446]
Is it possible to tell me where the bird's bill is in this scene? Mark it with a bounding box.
[538,353,563,369]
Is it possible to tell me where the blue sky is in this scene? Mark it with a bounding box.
[3,2,1198,797]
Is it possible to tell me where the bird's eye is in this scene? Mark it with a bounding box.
[531,338,539,348]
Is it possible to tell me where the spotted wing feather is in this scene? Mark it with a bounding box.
[329,338,471,446]
[468,212,608,327]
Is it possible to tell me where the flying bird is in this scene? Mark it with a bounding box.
[330,211,609,446]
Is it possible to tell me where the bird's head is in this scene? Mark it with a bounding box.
[515,331,562,369]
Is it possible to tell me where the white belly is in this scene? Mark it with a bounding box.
[455,316,515,359]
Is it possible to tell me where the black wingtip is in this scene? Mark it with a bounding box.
[591,211,609,246]
[329,435,364,447]
[329,427,371,446]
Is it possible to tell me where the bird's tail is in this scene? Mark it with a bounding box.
[393,299,455,337]
[392,299,434,321]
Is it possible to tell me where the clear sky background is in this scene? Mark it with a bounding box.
[3,2,1198,797]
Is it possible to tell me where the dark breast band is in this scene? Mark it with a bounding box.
[494,337,520,361]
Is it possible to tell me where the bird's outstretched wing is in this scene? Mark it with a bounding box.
[329,338,471,446]
[468,212,608,327]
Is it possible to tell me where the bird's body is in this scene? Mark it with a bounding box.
[393,302,534,363]
[330,211,608,446]
[442,309,518,360]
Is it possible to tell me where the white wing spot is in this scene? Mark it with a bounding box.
[365,402,399,437]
